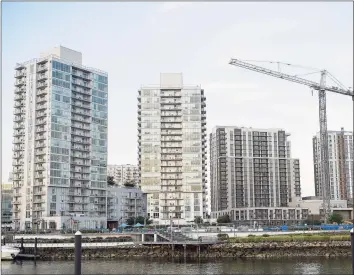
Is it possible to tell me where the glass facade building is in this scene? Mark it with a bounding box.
[138,73,207,225]
[12,46,108,231]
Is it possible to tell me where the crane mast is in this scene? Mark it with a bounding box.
[229,58,353,224]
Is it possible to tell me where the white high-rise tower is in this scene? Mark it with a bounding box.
[12,46,108,231]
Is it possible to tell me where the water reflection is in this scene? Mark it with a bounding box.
[1,257,352,275]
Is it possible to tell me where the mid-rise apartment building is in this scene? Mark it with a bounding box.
[2,173,14,230]
[313,128,353,200]
[107,186,147,229]
[138,73,207,225]
[107,164,139,186]
[12,46,108,231]
[210,127,306,226]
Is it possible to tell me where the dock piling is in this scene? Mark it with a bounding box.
[75,231,82,275]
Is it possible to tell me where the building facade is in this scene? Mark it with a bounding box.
[313,128,353,200]
[2,174,13,230]
[107,186,147,229]
[138,73,207,225]
[210,127,304,226]
[107,164,139,186]
[12,46,108,231]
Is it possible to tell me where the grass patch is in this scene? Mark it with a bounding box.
[228,233,350,243]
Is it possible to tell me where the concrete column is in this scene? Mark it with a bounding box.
[154,234,157,242]
[141,234,145,242]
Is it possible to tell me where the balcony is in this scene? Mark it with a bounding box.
[72,70,91,80]
[36,118,46,125]
[13,108,25,115]
[14,102,25,108]
[35,134,46,141]
[72,101,91,109]
[37,81,48,89]
[37,73,48,81]
[36,126,47,133]
[36,104,48,111]
[35,142,46,148]
[13,130,25,137]
[13,123,24,130]
[36,96,47,104]
[35,149,46,156]
[72,108,91,117]
[13,153,24,159]
[72,79,91,88]
[72,93,91,103]
[13,160,24,166]
[14,94,25,101]
[37,89,48,96]
[15,79,26,87]
[37,112,47,118]
[37,64,48,72]
[35,157,45,163]
[14,70,26,78]
[13,138,24,144]
[72,86,90,95]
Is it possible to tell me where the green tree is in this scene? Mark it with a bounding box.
[126,216,152,226]
[329,213,344,224]
[217,214,231,224]
[124,180,136,188]
[194,216,203,224]
[107,176,115,186]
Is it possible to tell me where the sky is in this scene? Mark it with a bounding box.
[1,2,353,198]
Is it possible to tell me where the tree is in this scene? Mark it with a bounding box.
[194,216,203,224]
[217,214,231,224]
[126,216,152,226]
[107,176,115,186]
[124,180,136,188]
[329,213,343,224]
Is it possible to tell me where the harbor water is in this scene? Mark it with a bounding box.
[1,257,352,274]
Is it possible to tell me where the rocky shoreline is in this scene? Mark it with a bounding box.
[29,241,352,260]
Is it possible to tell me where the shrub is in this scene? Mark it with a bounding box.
[262,234,270,237]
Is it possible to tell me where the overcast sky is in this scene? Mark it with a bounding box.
[2,2,353,197]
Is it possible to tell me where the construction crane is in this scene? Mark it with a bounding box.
[229,58,353,223]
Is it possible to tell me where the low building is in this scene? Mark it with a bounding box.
[2,182,13,230]
[108,164,140,187]
[290,197,352,221]
[107,186,147,229]
[211,207,309,227]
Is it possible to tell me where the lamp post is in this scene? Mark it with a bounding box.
[351,228,354,275]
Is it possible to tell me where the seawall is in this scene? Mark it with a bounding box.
[26,241,352,260]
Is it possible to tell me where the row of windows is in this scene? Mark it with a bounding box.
[52,123,70,133]
[92,117,107,126]
[50,154,69,163]
[52,78,70,89]
[92,90,107,100]
[92,96,107,105]
[52,70,70,82]
[93,103,107,112]
[51,162,69,170]
[53,61,71,73]
[94,74,108,84]
[54,93,71,103]
[51,146,70,155]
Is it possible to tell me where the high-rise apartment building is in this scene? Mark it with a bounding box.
[138,73,207,225]
[313,128,353,200]
[107,164,139,186]
[12,46,108,231]
[210,127,305,226]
